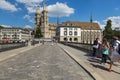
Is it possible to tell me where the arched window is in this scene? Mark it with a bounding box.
[64,31,67,35]
[69,31,72,35]
[64,37,67,41]
[69,38,72,42]
[74,38,78,42]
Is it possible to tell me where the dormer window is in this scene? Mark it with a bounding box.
[64,28,67,31]
[66,23,69,26]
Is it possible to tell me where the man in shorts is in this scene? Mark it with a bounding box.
[109,36,120,72]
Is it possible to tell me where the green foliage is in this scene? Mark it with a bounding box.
[0,25,4,28]
[114,30,120,37]
[31,30,35,35]
[35,27,43,38]
[103,20,114,39]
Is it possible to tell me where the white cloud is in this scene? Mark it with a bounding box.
[23,14,31,19]
[23,14,34,23]
[0,0,18,12]
[23,25,32,28]
[115,8,119,11]
[16,0,43,13]
[16,0,43,4]
[47,2,74,17]
[17,0,74,17]
[1,24,12,28]
[104,16,120,29]
[94,20,105,30]
[95,16,120,31]
[26,5,38,13]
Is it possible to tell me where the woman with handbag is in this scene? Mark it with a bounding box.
[101,38,111,64]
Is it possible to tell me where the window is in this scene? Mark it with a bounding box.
[69,31,72,35]
[74,28,77,30]
[64,31,67,35]
[74,38,78,41]
[69,28,72,30]
[64,37,67,41]
[64,28,67,30]
[74,31,77,36]
[69,38,72,41]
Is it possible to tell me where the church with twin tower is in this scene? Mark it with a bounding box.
[34,0,56,39]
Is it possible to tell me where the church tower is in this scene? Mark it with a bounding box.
[34,6,41,32]
[41,0,50,38]
[34,0,50,39]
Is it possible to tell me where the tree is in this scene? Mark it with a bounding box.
[103,19,114,40]
[114,30,120,37]
[34,27,43,38]
[0,25,4,29]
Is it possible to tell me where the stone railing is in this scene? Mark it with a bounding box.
[0,42,26,52]
[60,42,93,53]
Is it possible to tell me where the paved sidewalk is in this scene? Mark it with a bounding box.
[58,43,120,80]
[0,43,41,62]
[0,43,120,80]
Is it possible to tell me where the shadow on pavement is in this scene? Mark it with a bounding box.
[87,57,101,63]
[112,70,120,74]
[90,63,109,71]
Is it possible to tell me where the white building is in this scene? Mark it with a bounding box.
[0,27,32,42]
[56,26,81,42]
[56,21,102,44]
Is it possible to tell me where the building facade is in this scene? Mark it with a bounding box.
[0,27,31,42]
[56,21,102,44]
[56,26,81,42]
[34,1,57,39]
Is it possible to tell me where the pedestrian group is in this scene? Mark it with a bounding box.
[92,36,120,72]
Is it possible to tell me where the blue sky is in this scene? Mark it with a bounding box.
[0,0,120,29]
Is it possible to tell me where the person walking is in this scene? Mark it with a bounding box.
[101,38,111,64]
[92,38,101,57]
[109,36,120,72]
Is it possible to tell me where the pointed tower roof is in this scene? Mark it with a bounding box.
[36,6,40,14]
[43,0,47,11]
[90,13,93,23]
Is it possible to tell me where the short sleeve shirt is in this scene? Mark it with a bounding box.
[113,41,119,55]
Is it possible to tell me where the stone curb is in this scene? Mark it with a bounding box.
[59,46,105,80]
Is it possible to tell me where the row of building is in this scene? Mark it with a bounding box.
[0,0,102,44]
[34,1,102,44]
[0,20,102,44]
[0,27,32,42]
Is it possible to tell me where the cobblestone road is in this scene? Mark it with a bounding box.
[0,43,94,80]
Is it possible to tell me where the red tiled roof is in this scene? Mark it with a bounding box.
[61,21,101,30]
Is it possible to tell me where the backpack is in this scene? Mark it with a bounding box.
[118,43,120,54]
